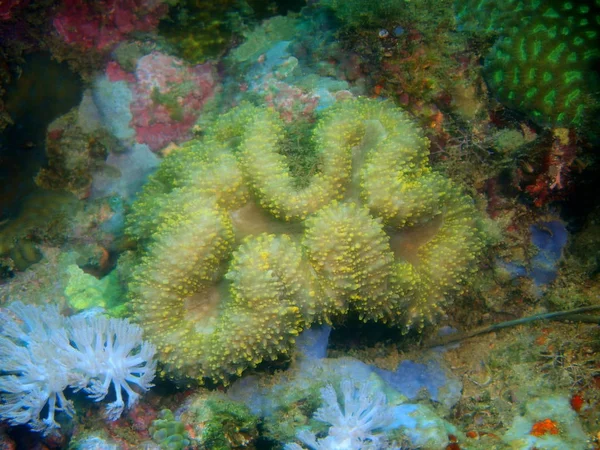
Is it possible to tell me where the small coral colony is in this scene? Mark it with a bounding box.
[0,0,599,449]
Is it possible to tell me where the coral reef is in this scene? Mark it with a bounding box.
[180,393,259,449]
[52,0,170,52]
[227,325,462,448]
[284,379,394,450]
[130,51,217,152]
[158,0,249,64]
[1,0,598,446]
[223,12,362,125]
[220,8,369,124]
[319,0,407,28]
[69,435,122,450]
[149,409,191,450]
[35,107,120,198]
[316,0,482,134]
[0,190,79,272]
[64,264,126,315]
[157,0,307,64]
[0,53,84,224]
[126,98,484,383]
[227,15,300,65]
[93,51,217,153]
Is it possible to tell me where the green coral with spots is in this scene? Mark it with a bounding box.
[126,98,484,383]
[456,0,600,127]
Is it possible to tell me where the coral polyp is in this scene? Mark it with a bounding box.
[127,98,484,383]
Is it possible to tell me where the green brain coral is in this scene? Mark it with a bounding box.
[126,98,484,383]
[456,0,600,127]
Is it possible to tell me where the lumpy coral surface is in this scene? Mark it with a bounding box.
[126,98,484,383]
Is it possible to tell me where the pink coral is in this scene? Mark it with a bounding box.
[129,52,216,152]
[266,82,320,123]
[106,61,136,83]
[53,0,168,51]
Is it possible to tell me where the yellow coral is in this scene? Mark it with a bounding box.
[127,98,484,383]
[304,201,394,321]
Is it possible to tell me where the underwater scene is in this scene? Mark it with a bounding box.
[0,0,599,448]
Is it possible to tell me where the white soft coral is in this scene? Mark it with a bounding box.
[286,379,394,450]
[0,303,82,433]
[0,302,156,434]
[68,315,156,420]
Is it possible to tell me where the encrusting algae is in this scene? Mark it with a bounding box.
[126,98,485,383]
